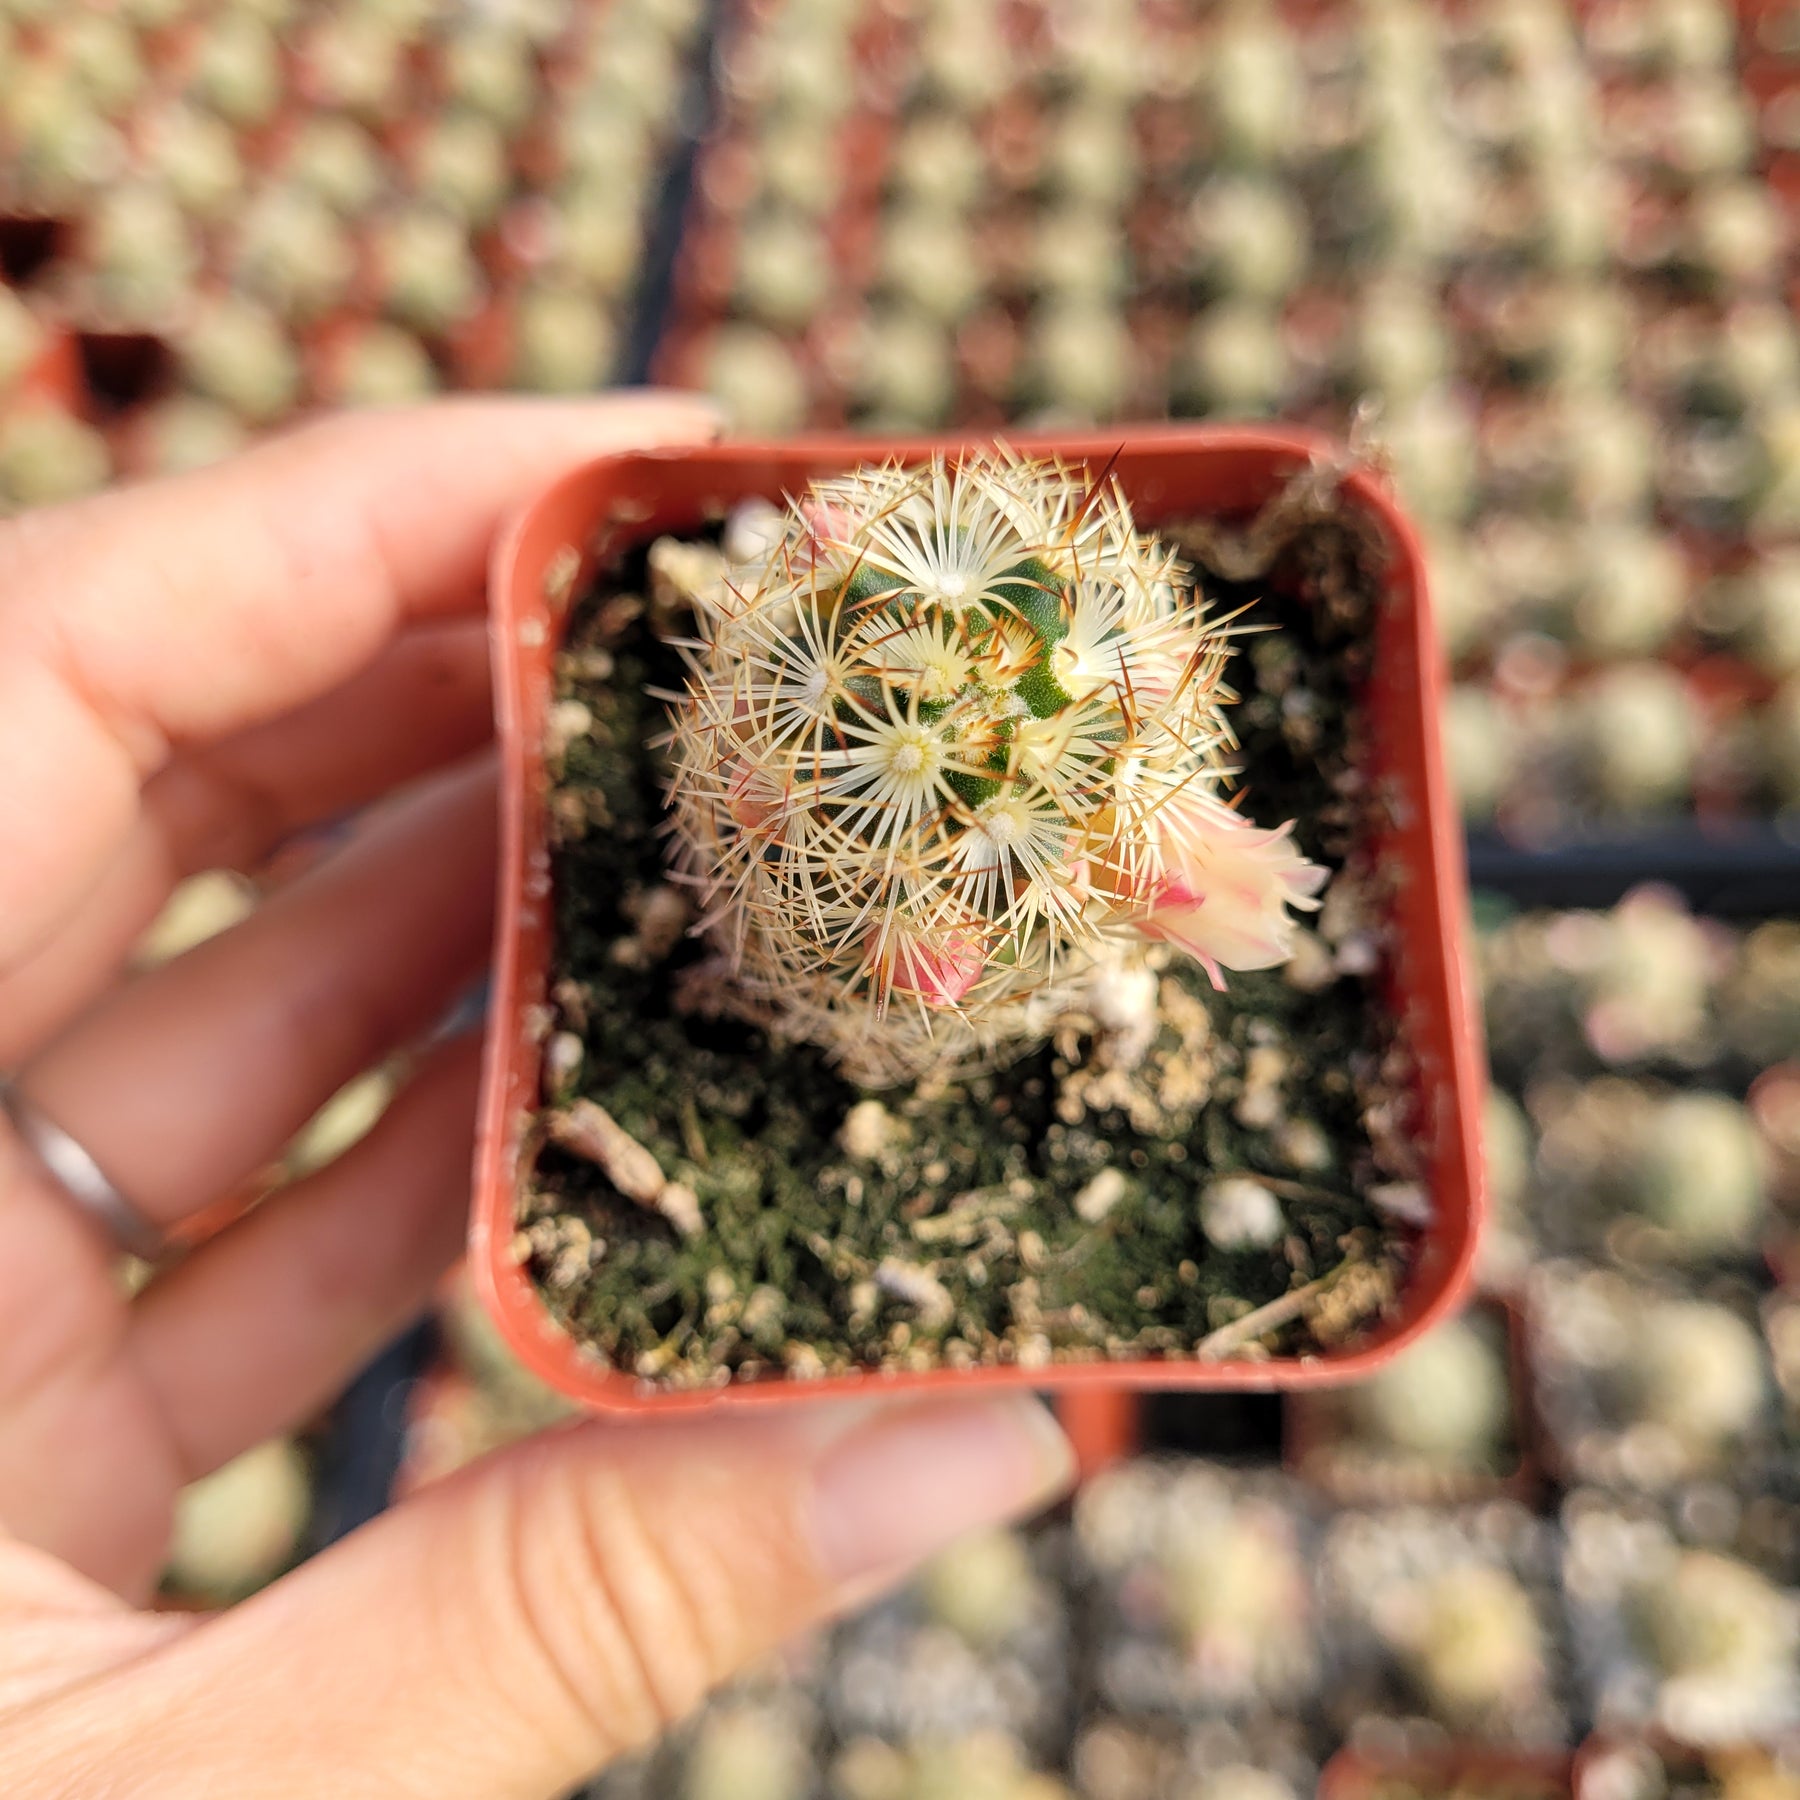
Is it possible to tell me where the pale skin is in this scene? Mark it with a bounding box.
[0,397,1075,1797]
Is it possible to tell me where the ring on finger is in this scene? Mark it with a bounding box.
[0,1075,167,1263]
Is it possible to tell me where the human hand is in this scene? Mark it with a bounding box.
[0,399,1076,1797]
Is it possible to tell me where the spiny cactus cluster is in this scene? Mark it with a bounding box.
[661,448,1325,1086]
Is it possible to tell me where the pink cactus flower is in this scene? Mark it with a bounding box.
[722,755,784,831]
[1136,787,1327,990]
[880,929,987,1009]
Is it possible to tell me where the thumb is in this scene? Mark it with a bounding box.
[102,1396,1074,1799]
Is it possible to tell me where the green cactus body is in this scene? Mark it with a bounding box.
[179,295,302,425]
[512,283,616,394]
[0,403,111,510]
[332,322,441,407]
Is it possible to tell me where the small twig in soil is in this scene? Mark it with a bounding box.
[1252,1174,1364,1208]
[546,1100,703,1239]
[875,1258,956,1329]
[677,1094,709,1166]
[1194,1256,1359,1361]
[910,1183,1030,1244]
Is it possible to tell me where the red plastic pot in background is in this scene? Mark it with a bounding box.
[9,313,83,410]
[1318,1745,1574,1800]
[474,425,1488,1412]
[1054,1391,1141,1481]
[1750,1062,1800,1289]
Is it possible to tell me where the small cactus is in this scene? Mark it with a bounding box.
[233,187,357,325]
[662,448,1325,1086]
[1632,1093,1765,1250]
[1022,300,1135,421]
[1574,663,1697,813]
[890,111,986,211]
[371,203,486,335]
[440,25,539,132]
[329,322,441,408]
[187,13,284,128]
[279,116,389,220]
[1183,301,1290,417]
[848,306,956,427]
[138,101,246,224]
[700,323,808,435]
[412,111,512,228]
[916,1526,1041,1649]
[752,115,843,216]
[53,12,147,118]
[0,402,112,510]
[83,181,201,323]
[300,12,409,122]
[1347,1313,1511,1462]
[133,395,251,476]
[735,209,833,332]
[179,295,301,425]
[164,1438,311,1602]
[1635,1549,1794,1684]
[1398,1564,1548,1724]
[1631,1299,1767,1446]
[512,281,616,394]
[550,176,645,298]
[880,205,983,325]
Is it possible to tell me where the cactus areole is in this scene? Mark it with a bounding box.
[661,449,1327,1087]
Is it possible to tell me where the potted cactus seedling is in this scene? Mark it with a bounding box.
[1317,1501,1570,1748]
[1286,1303,1535,1506]
[1561,1490,1800,1746]
[474,428,1483,1408]
[827,1524,1070,1758]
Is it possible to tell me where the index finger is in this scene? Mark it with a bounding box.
[0,392,719,970]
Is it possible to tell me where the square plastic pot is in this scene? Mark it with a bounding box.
[473,424,1487,1412]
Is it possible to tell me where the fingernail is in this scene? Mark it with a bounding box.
[806,1397,1075,1592]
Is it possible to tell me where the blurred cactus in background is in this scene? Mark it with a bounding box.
[661,448,1324,1085]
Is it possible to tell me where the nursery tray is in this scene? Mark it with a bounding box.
[473,424,1486,1410]
[1468,826,1800,917]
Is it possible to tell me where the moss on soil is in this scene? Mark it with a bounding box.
[515,475,1420,1390]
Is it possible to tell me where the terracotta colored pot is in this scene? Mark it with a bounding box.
[1317,1745,1574,1800]
[1750,1062,1800,1288]
[473,424,1487,1412]
[8,308,83,410]
[1053,1390,1141,1481]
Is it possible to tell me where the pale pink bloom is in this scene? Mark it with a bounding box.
[1133,787,1327,990]
[879,928,987,1009]
[721,755,785,831]
[797,500,861,567]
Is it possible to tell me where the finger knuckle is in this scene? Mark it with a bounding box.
[492,1450,738,1761]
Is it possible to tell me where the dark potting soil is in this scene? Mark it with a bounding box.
[514,471,1422,1391]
